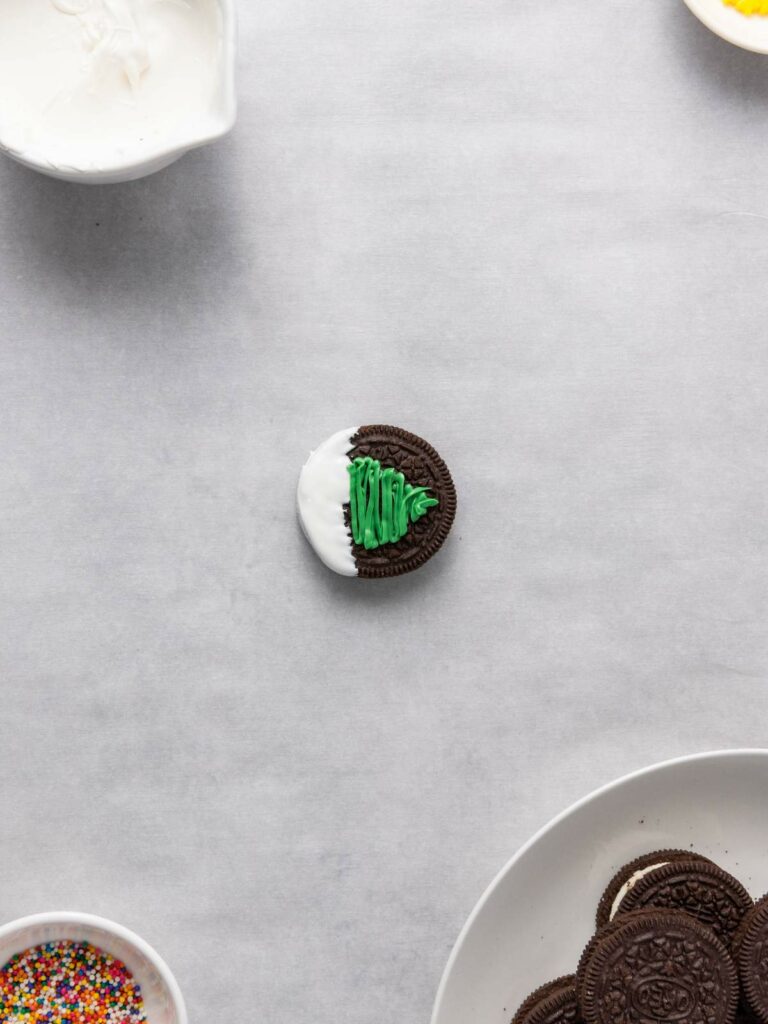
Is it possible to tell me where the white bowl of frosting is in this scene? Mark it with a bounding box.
[0,0,236,184]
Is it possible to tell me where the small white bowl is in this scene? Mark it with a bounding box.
[0,911,187,1024]
[431,748,768,1024]
[0,0,237,185]
[683,0,768,53]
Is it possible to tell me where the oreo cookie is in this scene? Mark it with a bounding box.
[577,909,738,1024]
[605,857,752,945]
[736,1006,763,1024]
[512,975,582,1024]
[596,849,713,929]
[297,425,456,578]
[733,893,768,1023]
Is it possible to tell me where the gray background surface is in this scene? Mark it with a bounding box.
[1,1,768,1022]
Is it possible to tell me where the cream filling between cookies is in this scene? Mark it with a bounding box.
[297,427,358,577]
[609,861,669,920]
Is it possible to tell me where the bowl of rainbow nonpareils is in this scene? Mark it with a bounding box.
[0,912,187,1024]
[683,0,768,52]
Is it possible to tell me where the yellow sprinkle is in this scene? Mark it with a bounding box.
[724,0,768,13]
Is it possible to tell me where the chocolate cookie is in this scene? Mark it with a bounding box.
[512,975,582,1024]
[733,893,768,1023]
[596,850,714,929]
[577,909,738,1024]
[736,1005,763,1024]
[609,859,751,945]
[297,425,456,578]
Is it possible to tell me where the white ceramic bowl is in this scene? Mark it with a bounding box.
[0,0,237,185]
[0,912,187,1024]
[683,0,768,53]
[431,749,768,1024]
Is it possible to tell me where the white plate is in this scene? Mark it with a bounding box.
[431,749,768,1024]
[683,0,768,53]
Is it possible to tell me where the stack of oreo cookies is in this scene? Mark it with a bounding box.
[512,850,768,1024]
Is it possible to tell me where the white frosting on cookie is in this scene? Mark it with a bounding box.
[298,427,358,576]
[609,861,669,920]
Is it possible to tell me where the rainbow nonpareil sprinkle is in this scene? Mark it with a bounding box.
[723,0,768,14]
[0,940,146,1024]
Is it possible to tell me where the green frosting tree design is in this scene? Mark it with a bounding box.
[347,455,438,550]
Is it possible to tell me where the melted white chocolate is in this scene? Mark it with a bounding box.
[297,428,358,577]
[0,0,223,172]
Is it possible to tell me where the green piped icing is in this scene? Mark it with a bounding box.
[347,456,438,550]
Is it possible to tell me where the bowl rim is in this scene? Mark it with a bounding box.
[429,747,768,1024]
[0,0,238,182]
[682,0,768,55]
[0,910,188,1024]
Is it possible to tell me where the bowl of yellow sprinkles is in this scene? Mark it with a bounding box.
[683,0,768,51]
